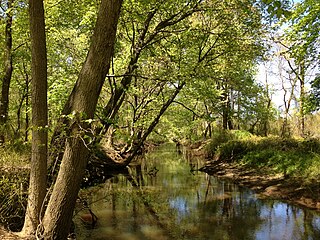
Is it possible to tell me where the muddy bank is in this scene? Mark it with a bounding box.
[200,161,320,211]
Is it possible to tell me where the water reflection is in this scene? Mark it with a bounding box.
[75,144,320,240]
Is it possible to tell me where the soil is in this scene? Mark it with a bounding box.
[200,160,320,211]
[0,227,21,240]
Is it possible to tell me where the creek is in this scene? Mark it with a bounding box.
[75,144,320,240]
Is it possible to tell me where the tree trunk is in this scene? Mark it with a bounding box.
[0,0,14,145]
[16,65,30,139]
[41,1,122,239]
[262,69,271,136]
[262,98,271,136]
[47,3,199,169]
[100,10,156,132]
[124,82,185,165]
[21,0,48,236]
[222,91,232,130]
[299,61,305,137]
[25,64,30,142]
[222,94,228,130]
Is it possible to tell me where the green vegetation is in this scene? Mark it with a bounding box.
[0,170,28,231]
[208,130,320,181]
[0,145,30,230]
[0,143,31,168]
[0,0,319,238]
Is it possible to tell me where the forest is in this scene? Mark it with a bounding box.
[0,0,319,239]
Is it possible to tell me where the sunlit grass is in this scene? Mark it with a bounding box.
[208,131,320,181]
[0,142,31,169]
[0,142,30,230]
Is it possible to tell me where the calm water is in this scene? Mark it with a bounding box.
[75,144,320,240]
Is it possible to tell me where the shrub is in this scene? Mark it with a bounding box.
[217,140,250,162]
[206,130,252,158]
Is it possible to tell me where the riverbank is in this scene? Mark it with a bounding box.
[196,132,320,211]
[200,161,320,210]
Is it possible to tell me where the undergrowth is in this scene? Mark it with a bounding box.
[207,131,320,181]
[0,170,28,231]
[0,142,30,231]
[0,141,31,168]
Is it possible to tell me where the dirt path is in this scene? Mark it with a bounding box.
[200,161,320,211]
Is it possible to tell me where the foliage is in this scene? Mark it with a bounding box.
[206,130,252,158]
[306,74,320,112]
[1,0,276,148]
[209,135,320,180]
[260,0,292,19]
[0,170,28,231]
[0,142,30,167]
[286,0,320,64]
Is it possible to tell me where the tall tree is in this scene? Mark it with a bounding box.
[283,0,319,136]
[21,0,48,236]
[40,1,123,239]
[0,0,14,144]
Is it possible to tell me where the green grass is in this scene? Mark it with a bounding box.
[207,132,320,181]
[0,141,31,168]
[0,142,30,231]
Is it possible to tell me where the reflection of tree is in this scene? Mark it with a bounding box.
[82,145,320,240]
[125,167,180,239]
[135,164,145,186]
[111,187,117,229]
[196,181,264,240]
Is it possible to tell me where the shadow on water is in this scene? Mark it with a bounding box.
[75,144,320,240]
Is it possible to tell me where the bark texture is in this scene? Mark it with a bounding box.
[0,0,14,144]
[42,1,123,239]
[22,0,48,237]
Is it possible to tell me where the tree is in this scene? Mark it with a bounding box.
[105,0,263,146]
[0,0,14,144]
[283,0,319,136]
[287,0,319,66]
[41,1,123,239]
[21,0,48,236]
[17,0,123,239]
[99,0,202,133]
[307,74,320,111]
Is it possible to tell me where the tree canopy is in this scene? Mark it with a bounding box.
[0,0,319,238]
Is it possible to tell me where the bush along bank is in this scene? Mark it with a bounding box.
[200,131,320,210]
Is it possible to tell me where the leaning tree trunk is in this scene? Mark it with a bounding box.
[21,0,48,237]
[124,82,185,165]
[0,0,14,145]
[99,3,201,138]
[41,1,123,239]
[47,2,200,170]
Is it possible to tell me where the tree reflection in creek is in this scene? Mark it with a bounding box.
[75,144,320,240]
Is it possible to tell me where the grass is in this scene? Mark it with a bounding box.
[0,170,28,231]
[0,141,31,168]
[207,131,320,181]
[0,142,30,231]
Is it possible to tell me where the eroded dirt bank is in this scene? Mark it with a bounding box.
[200,160,320,211]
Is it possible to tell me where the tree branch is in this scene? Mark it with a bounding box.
[173,100,201,117]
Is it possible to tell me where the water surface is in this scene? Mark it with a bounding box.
[75,144,320,240]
